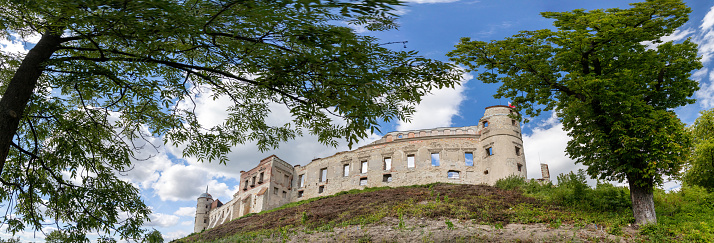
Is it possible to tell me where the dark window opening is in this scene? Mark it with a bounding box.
[484,170,489,175]
[483,121,489,127]
[517,164,523,172]
[382,174,392,183]
[515,146,521,156]
[282,191,287,198]
[258,172,264,183]
[320,168,328,182]
[298,190,304,198]
[359,177,368,186]
[486,147,493,156]
[318,185,325,194]
[251,176,256,186]
[274,187,278,195]
[204,219,206,223]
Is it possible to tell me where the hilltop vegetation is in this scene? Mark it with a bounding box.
[173,173,713,242]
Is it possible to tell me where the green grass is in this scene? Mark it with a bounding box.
[496,172,714,242]
[174,174,714,243]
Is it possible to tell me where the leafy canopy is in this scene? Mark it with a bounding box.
[684,108,714,191]
[448,0,701,187]
[0,0,460,241]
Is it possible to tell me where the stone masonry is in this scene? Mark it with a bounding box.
[194,105,528,232]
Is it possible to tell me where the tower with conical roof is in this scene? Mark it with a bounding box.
[193,186,213,232]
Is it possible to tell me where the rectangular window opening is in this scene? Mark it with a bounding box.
[518,163,523,172]
[483,121,489,127]
[258,172,264,183]
[361,160,368,174]
[298,174,305,188]
[343,164,350,177]
[318,185,325,194]
[282,191,287,198]
[486,147,493,156]
[359,177,368,186]
[320,168,327,182]
[407,154,415,168]
[465,152,474,166]
[273,187,278,195]
[251,176,256,186]
[515,146,521,156]
[383,157,392,171]
[298,190,304,198]
[382,174,392,183]
[448,170,460,179]
[244,180,249,190]
[512,119,517,126]
[431,153,440,166]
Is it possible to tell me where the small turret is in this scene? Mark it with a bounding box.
[193,186,214,233]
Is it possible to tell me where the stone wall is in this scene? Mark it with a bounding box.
[195,105,527,232]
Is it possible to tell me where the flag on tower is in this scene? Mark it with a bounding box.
[508,102,515,108]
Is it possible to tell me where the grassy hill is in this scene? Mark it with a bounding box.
[173,173,714,242]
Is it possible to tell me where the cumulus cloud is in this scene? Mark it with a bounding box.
[397,72,473,131]
[522,112,591,185]
[164,230,190,241]
[145,213,180,228]
[151,163,210,201]
[174,207,196,217]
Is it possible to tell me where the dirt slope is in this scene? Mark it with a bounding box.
[180,184,634,242]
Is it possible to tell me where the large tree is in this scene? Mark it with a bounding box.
[448,0,701,225]
[0,0,460,241]
[684,108,714,191]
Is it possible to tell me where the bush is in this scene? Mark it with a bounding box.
[494,175,527,191]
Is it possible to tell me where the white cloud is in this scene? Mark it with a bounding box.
[151,163,210,201]
[145,213,180,228]
[522,112,596,186]
[696,69,714,109]
[397,72,473,131]
[0,32,39,55]
[702,6,714,31]
[641,28,694,49]
[163,230,190,241]
[174,207,196,217]
[696,6,714,64]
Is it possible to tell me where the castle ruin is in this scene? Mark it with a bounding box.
[194,105,527,232]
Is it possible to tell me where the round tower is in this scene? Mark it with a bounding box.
[193,190,213,233]
[479,105,527,184]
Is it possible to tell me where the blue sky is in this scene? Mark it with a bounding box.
[2,0,714,241]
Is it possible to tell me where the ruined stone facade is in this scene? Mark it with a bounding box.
[194,105,527,232]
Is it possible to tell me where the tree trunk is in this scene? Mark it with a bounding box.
[0,32,61,175]
[628,179,657,225]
